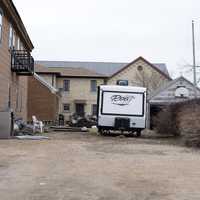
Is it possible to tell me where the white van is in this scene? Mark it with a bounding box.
[97,85,147,137]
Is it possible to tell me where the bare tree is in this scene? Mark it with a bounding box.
[134,68,166,92]
[180,63,200,86]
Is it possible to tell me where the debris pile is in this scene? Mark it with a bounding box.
[69,114,97,128]
[14,118,34,136]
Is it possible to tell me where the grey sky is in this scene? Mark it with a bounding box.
[13,0,200,78]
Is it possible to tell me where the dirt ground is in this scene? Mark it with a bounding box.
[0,131,200,200]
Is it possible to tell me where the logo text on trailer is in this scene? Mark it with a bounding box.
[111,95,135,106]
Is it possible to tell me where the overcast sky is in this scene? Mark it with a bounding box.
[13,0,200,79]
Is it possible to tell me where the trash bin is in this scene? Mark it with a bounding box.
[58,114,65,126]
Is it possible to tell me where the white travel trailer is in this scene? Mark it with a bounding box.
[97,85,147,137]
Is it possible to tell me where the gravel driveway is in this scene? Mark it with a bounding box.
[0,132,200,200]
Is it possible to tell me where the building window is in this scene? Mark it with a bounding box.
[12,31,15,49]
[116,80,129,86]
[9,24,13,49]
[21,42,24,50]
[92,104,97,116]
[63,80,70,91]
[0,9,2,44]
[52,75,55,87]
[91,80,97,92]
[17,37,20,50]
[63,104,70,112]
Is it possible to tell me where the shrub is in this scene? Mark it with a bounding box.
[154,105,179,136]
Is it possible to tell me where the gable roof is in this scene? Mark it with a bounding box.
[150,76,200,99]
[110,56,171,80]
[35,64,107,78]
[35,57,170,78]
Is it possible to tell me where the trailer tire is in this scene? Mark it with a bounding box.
[136,130,141,137]
[129,131,135,137]
[98,129,103,136]
[98,129,106,136]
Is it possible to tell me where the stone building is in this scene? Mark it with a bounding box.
[35,64,107,120]
[35,56,171,121]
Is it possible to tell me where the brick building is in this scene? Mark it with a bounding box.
[27,74,60,122]
[0,0,34,121]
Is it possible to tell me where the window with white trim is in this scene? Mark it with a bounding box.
[9,24,13,49]
[0,9,2,44]
[17,37,20,50]
[12,31,15,49]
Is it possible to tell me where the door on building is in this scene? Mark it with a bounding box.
[75,104,85,117]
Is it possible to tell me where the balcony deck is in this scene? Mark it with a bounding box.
[11,50,34,75]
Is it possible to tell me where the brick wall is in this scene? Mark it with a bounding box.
[176,99,200,135]
[27,76,59,122]
[0,4,28,120]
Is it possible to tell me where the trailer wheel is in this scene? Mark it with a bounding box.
[99,129,107,136]
[98,129,104,136]
[136,130,141,137]
[129,131,135,137]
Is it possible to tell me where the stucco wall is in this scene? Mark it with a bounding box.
[57,78,104,120]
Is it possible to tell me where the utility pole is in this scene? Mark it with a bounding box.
[192,20,197,97]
